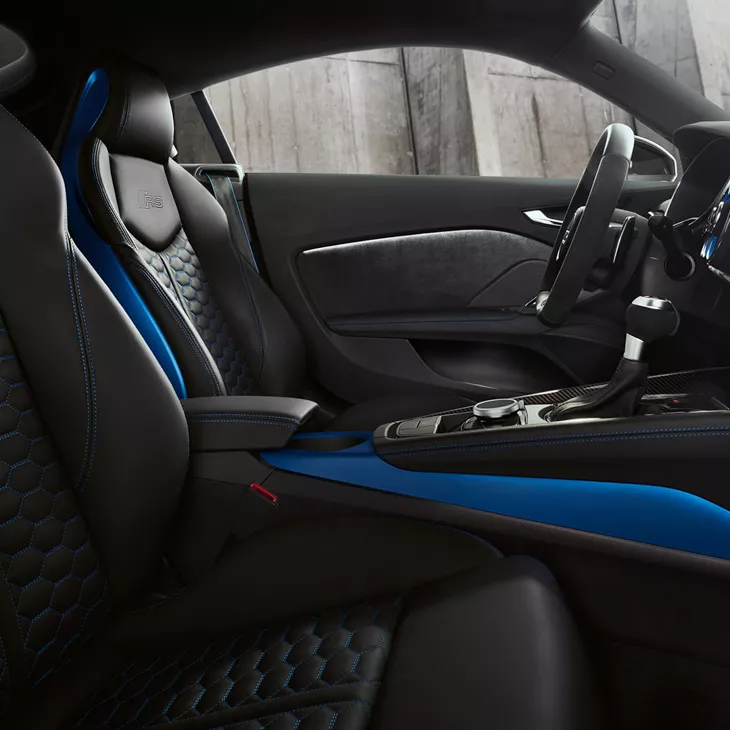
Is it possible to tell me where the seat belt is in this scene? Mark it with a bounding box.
[205,172,259,273]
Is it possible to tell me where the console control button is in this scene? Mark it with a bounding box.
[396,415,442,438]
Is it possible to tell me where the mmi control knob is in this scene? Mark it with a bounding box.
[472,398,522,422]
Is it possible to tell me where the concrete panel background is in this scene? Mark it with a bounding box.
[686,0,730,112]
[191,50,414,175]
[173,0,729,177]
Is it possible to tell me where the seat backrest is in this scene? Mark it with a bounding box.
[76,62,306,399]
[0,105,188,715]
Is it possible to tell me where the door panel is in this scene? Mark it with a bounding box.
[246,173,675,402]
[297,230,550,317]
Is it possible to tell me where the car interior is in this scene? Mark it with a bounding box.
[2,1,730,728]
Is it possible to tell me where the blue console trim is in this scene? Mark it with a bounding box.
[262,434,730,560]
[60,69,187,398]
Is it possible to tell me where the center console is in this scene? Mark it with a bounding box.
[176,296,730,568]
[373,297,730,510]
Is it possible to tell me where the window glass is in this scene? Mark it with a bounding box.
[172,94,220,163]
[174,0,728,175]
[176,46,628,178]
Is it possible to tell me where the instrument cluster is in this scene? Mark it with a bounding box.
[700,178,730,281]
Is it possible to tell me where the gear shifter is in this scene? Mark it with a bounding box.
[550,296,680,422]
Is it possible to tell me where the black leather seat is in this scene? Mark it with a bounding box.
[0,106,600,728]
[75,62,471,431]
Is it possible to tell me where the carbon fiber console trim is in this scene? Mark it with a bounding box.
[522,367,730,405]
[408,367,730,420]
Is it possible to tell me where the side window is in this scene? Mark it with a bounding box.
[174,47,629,178]
[174,0,723,176]
[172,95,221,163]
[200,49,416,175]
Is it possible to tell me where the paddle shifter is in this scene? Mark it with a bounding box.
[550,296,680,422]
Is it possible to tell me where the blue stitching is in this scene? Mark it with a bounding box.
[70,242,98,491]
[205,174,265,385]
[389,429,730,459]
[187,413,300,423]
[385,424,730,456]
[64,236,93,489]
[113,80,130,144]
[227,176,258,272]
[91,140,141,253]
[0,104,48,151]
[188,419,297,428]
[330,314,521,327]
[131,262,223,396]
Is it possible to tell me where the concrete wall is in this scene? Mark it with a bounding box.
[686,0,730,112]
[173,0,729,177]
[194,50,415,174]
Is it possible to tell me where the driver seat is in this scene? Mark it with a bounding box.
[74,61,471,430]
[0,103,600,729]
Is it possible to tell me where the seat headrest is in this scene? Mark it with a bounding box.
[93,62,174,164]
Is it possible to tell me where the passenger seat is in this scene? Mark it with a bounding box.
[0,104,600,728]
[74,62,471,430]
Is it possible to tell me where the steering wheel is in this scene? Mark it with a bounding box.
[536,123,635,326]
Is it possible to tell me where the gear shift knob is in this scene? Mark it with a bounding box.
[624,296,680,361]
[551,296,679,421]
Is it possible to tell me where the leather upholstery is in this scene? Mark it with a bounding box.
[182,395,318,450]
[0,105,600,729]
[0,316,108,691]
[0,106,188,608]
[79,61,304,400]
[94,63,174,164]
[371,559,598,730]
[167,159,306,398]
[80,134,228,399]
[73,596,401,728]
[77,61,468,427]
[0,102,186,718]
[107,155,182,252]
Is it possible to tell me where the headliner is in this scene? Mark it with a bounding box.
[3,0,602,96]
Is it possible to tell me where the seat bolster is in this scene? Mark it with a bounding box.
[167,161,306,395]
[79,136,226,398]
[102,516,500,649]
[371,556,603,730]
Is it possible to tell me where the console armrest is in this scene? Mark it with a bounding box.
[182,396,318,451]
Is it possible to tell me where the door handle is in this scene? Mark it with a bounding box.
[524,210,564,227]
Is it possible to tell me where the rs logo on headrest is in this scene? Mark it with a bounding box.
[138,190,164,209]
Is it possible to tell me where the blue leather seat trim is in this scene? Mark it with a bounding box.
[60,69,187,398]
[261,434,730,560]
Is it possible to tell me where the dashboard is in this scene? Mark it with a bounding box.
[640,124,730,330]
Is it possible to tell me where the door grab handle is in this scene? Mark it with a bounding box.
[524,210,564,227]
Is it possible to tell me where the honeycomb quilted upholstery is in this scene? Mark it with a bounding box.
[139,231,253,395]
[72,596,401,729]
[221,701,372,730]
[0,642,8,715]
[0,317,108,691]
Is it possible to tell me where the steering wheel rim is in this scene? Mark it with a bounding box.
[536,123,635,326]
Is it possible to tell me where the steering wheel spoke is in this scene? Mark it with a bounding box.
[537,123,635,327]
